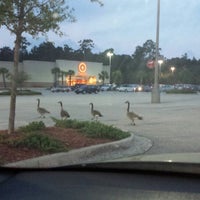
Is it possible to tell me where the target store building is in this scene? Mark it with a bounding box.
[0,59,110,87]
[55,60,110,86]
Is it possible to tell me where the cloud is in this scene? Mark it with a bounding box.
[1,0,200,58]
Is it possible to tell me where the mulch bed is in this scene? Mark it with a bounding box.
[0,127,114,165]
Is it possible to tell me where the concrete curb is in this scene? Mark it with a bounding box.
[5,133,152,168]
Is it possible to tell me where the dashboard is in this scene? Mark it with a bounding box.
[1,162,200,199]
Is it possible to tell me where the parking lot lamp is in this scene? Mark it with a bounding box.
[158,59,163,78]
[107,52,113,67]
[170,66,175,74]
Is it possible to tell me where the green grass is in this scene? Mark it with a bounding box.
[52,117,130,140]
[81,121,130,140]
[0,121,67,153]
[166,89,197,94]
[18,121,46,133]
[52,117,90,129]
[0,89,42,96]
[11,132,67,153]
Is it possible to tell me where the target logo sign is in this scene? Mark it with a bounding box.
[78,62,87,73]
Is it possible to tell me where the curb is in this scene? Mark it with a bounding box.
[5,133,152,168]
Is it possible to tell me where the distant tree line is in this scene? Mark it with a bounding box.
[1,39,200,85]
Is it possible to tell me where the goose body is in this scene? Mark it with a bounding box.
[37,98,50,118]
[58,101,70,119]
[125,101,142,125]
[89,103,103,120]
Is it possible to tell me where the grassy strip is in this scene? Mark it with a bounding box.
[166,89,197,94]
[0,89,42,95]
[52,117,130,140]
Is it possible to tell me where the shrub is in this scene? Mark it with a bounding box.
[51,117,90,129]
[0,134,8,143]
[81,121,130,140]
[18,121,46,133]
[13,132,67,153]
[52,117,130,140]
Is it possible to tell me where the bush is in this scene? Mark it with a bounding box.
[81,121,130,140]
[13,132,67,153]
[51,117,90,129]
[0,134,8,143]
[52,117,130,140]
[18,121,46,133]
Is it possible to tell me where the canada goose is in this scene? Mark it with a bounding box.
[89,103,103,120]
[125,101,142,125]
[36,98,50,118]
[58,101,70,119]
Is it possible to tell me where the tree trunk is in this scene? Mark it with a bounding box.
[2,73,7,88]
[69,75,71,86]
[8,35,20,134]
[53,73,57,87]
[61,73,64,86]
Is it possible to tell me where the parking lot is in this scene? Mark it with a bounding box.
[1,89,148,129]
[1,89,200,155]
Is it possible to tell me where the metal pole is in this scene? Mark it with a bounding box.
[151,0,160,103]
[107,52,113,84]
[109,56,111,67]
[109,56,111,84]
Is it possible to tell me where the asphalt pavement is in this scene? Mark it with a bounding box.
[1,89,200,166]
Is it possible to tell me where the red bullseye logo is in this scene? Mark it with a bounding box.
[78,62,87,73]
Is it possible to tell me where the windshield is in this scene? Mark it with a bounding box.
[0,0,200,168]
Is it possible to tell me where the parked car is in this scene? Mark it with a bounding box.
[135,85,143,92]
[51,86,71,92]
[116,84,139,92]
[159,84,174,92]
[100,84,112,91]
[74,85,100,94]
[143,85,152,92]
[173,84,200,92]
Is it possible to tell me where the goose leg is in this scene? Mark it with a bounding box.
[131,120,135,126]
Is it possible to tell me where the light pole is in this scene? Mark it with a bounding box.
[107,52,113,84]
[151,0,161,103]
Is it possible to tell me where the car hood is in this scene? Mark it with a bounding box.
[3,153,200,175]
[112,152,200,163]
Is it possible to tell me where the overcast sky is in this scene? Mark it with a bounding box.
[1,0,200,59]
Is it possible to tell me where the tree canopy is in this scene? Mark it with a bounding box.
[0,0,103,134]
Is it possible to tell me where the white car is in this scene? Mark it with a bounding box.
[116,84,138,92]
[100,84,111,91]
[51,86,71,92]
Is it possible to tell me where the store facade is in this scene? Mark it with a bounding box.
[0,60,110,87]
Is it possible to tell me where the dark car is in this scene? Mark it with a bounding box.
[74,85,100,94]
